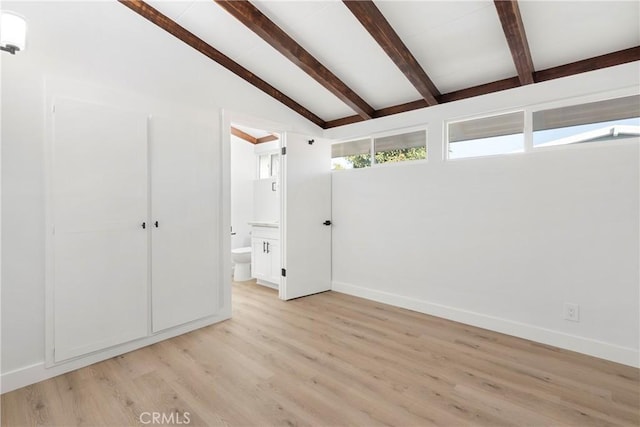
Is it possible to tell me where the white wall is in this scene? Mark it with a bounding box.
[1,0,320,384]
[328,64,640,366]
[230,135,255,249]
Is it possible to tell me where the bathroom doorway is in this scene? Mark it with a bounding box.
[222,111,333,308]
[229,123,282,291]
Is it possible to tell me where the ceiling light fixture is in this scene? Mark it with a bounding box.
[0,11,27,55]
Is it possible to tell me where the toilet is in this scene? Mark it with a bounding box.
[231,247,252,281]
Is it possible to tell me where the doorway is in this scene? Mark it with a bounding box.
[221,111,333,305]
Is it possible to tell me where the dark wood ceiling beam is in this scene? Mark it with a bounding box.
[214,0,375,120]
[231,126,257,144]
[534,46,640,82]
[324,115,364,129]
[439,77,521,103]
[343,0,440,106]
[326,47,640,129]
[118,0,325,128]
[494,0,535,85]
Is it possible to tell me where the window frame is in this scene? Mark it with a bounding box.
[330,87,639,171]
[330,125,429,171]
[528,91,640,152]
[256,151,279,179]
[444,109,526,161]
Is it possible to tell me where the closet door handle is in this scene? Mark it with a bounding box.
[266,242,270,254]
[142,222,146,229]
[154,221,159,228]
[263,241,266,253]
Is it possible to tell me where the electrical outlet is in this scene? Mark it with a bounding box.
[564,303,580,322]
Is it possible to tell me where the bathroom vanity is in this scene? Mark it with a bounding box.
[249,222,280,289]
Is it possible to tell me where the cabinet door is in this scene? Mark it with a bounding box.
[52,99,149,362]
[150,116,220,332]
[267,239,281,285]
[251,238,269,280]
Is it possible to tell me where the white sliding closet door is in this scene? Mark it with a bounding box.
[150,116,219,332]
[52,99,149,362]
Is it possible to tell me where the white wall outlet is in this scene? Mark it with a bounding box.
[564,303,580,322]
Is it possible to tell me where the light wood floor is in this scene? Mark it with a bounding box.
[2,280,639,427]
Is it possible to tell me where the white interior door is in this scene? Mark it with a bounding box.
[150,116,220,332]
[52,99,149,362]
[280,132,332,300]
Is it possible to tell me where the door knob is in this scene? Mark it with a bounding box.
[323,220,332,226]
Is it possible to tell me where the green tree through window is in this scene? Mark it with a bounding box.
[346,146,426,168]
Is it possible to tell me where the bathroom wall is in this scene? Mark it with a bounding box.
[230,135,255,249]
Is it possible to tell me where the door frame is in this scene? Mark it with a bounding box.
[220,110,292,302]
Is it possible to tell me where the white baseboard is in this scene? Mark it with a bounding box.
[1,312,231,394]
[331,281,639,368]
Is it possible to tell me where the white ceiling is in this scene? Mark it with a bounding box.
[144,0,639,124]
[519,1,640,70]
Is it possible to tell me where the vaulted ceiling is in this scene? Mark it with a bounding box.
[120,0,640,129]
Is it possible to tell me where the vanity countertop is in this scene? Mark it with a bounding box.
[248,221,279,228]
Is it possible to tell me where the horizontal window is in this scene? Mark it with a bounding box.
[533,95,640,147]
[331,138,371,170]
[448,111,524,159]
[374,130,427,164]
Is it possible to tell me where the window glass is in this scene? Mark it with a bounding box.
[374,130,426,164]
[331,138,371,170]
[270,153,280,177]
[533,95,640,147]
[258,153,279,178]
[258,154,270,178]
[448,111,524,159]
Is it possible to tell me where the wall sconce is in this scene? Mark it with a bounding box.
[0,11,27,55]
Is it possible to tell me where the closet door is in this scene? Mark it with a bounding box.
[150,116,220,332]
[52,99,149,362]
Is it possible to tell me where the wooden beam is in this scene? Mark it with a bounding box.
[325,47,640,129]
[343,0,440,106]
[534,46,640,82]
[256,134,279,144]
[439,77,521,103]
[494,0,535,85]
[214,0,375,120]
[374,99,429,119]
[231,126,257,144]
[118,0,326,128]
[324,115,365,129]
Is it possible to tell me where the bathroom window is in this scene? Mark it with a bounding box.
[374,129,427,164]
[533,95,640,148]
[258,152,279,178]
[447,111,524,159]
[332,138,372,170]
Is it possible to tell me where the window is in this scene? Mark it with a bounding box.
[374,130,427,164]
[258,152,279,178]
[533,95,640,148]
[448,111,524,159]
[331,129,427,170]
[331,138,371,170]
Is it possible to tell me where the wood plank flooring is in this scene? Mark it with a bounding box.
[2,280,639,426]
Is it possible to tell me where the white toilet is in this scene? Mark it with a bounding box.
[231,247,252,281]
